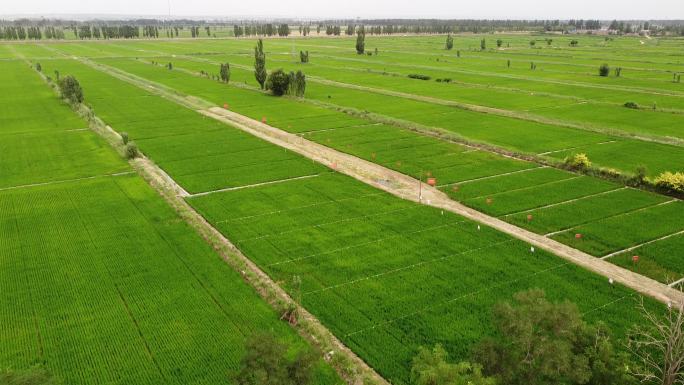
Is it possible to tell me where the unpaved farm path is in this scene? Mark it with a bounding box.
[203,106,684,307]
[76,56,684,307]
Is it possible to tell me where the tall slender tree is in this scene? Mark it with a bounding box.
[254,39,267,89]
[356,27,365,55]
[445,34,454,50]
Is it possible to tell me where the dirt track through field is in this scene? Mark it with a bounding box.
[202,106,684,307]
[75,56,684,306]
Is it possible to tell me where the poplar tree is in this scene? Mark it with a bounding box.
[254,39,267,89]
[220,63,231,83]
[445,34,454,50]
[356,27,365,55]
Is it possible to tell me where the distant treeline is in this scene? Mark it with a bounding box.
[1,18,683,40]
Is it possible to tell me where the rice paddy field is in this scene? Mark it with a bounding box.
[0,57,340,385]
[1,32,683,384]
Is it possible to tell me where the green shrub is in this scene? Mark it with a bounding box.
[623,102,639,109]
[564,153,591,170]
[653,172,684,193]
[599,64,610,77]
[408,74,431,80]
[265,69,290,96]
[125,142,139,159]
[58,75,84,104]
[120,132,129,144]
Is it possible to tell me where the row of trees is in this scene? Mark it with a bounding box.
[234,24,291,37]
[0,26,49,40]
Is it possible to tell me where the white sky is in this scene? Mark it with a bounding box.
[1,0,683,20]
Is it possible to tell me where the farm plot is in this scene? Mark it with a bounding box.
[0,54,340,385]
[188,171,657,385]
[551,201,684,257]
[0,175,339,385]
[0,60,128,188]
[88,55,684,283]
[37,59,326,194]
[608,234,684,284]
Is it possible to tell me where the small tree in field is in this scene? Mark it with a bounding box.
[232,333,317,385]
[529,40,536,47]
[356,28,365,54]
[496,39,503,48]
[254,39,267,89]
[124,142,139,159]
[627,299,684,385]
[480,38,486,50]
[265,69,290,96]
[58,75,84,104]
[474,289,634,385]
[411,345,495,385]
[35,62,42,72]
[564,153,591,170]
[219,63,231,83]
[445,34,454,50]
[599,64,610,77]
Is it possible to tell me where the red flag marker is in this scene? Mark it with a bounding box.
[527,214,533,221]
[632,255,639,263]
[261,116,267,123]
[575,233,582,239]
[223,103,229,109]
[427,178,436,186]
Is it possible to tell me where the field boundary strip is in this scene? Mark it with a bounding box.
[500,186,627,217]
[69,56,684,307]
[0,171,135,192]
[601,229,684,260]
[188,173,321,197]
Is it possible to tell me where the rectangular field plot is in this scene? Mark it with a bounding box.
[462,176,619,216]
[189,171,654,384]
[38,59,326,194]
[551,201,684,256]
[0,61,85,134]
[506,188,670,234]
[0,130,129,189]
[0,175,339,385]
[607,234,684,284]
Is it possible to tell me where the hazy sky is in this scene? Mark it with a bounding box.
[2,0,683,20]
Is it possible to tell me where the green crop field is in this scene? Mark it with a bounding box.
[2,28,683,385]
[0,50,339,385]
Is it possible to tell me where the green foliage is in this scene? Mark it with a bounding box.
[265,69,290,96]
[408,74,431,80]
[57,75,84,104]
[124,141,139,159]
[474,289,635,385]
[35,62,41,72]
[570,39,579,46]
[496,39,503,48]
[254,39,267,89]
[0,367,60,385]
[599,64,610,77]
[166,62,173,70]
[653,172,684,193]
[219,63,231,83]
[232,333,318,385]
[480,38,486,50]
[564,153,591,170]
[299,50,309,63]
[120,131,129,144]
[614,67,622,77]
[356,28,365,54]
[445,34,454,50]
[624,101,639,109]
[410,345,495,385]
[529,40,536,47]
